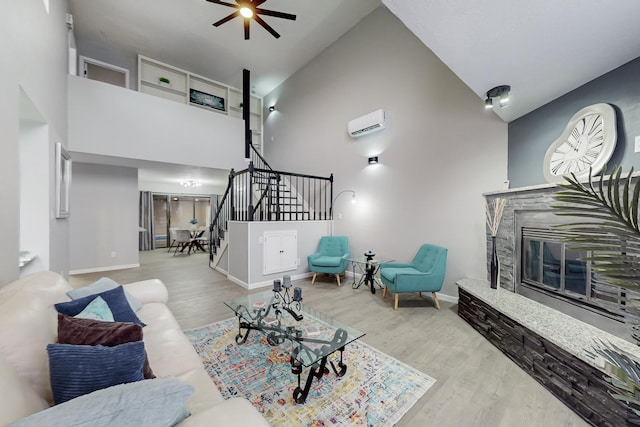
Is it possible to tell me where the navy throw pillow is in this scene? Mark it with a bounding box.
[55,286,145,327]
[47,341,146,405]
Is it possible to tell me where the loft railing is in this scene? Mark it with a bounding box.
[209,145,334,264]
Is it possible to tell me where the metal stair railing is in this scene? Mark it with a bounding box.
[208,144,334,267]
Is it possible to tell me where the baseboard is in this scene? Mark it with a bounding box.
[227,274,249,289]
[222,269,459,303]
[213,265,228,276]
[437,293,458,304]
[70,263,140,275]
[228,272,315,290]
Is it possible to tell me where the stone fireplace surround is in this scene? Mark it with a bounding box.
[457,180,640,426]
[485,181,632,340]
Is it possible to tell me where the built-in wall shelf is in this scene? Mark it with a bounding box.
[137,55,263,150]
[19,251,36,268]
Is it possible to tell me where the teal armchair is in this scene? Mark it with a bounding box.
[307,236,350,287]
[379,244,448,310]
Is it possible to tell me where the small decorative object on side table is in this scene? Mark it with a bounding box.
[349,251,393,294]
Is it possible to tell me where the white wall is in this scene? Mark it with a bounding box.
[0,0,71,285]
[67,76,247,172]
[69,163,139,273]
[263,7,508,298]
[19,115,50,277]
[227,220,331,289]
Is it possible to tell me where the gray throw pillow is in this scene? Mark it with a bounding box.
[66,278,143,312]
[9,378,194,427]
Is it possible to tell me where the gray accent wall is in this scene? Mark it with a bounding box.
[263,7,508,298]
[509,56,640,188]
[0,0,71,285]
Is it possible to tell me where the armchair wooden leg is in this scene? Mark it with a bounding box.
[432,292,440,310]
[394,293,399,310]
[336,274,341,287]
[382,286,387,298]
[311,273,317,284]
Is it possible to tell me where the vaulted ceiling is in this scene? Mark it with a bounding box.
[67,0,640,184]
[69,0,640,123]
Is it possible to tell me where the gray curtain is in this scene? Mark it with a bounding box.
[139,191,155,251]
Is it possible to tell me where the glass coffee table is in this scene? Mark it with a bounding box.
[224,289,365,403]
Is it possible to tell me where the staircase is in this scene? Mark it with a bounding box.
[208,144,333,268]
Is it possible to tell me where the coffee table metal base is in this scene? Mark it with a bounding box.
[291,347,347,404]
[234,318,350,404]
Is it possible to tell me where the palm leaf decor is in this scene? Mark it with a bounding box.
[554,166,640,424]
[552,165,640,293]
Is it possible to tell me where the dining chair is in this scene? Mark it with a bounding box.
[173,229,195,256]
[167,227,178,252]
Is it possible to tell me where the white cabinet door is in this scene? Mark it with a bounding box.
[263,230,297,274]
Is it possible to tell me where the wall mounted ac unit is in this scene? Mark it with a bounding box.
[348,109,386,138]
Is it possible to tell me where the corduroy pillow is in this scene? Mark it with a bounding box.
[57,314,155,379]
[47,341,146,405]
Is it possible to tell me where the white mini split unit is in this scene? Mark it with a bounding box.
[348,109,386,138]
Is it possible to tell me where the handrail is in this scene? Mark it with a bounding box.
[209,144,334,268]
[249,144,273,171]
[208,170,233,263]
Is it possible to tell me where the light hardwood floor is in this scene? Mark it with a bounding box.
[70,250,589,427]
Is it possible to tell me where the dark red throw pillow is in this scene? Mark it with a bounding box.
[57,314,155,379]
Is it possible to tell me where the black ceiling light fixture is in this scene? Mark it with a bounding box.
[485,85,511,109]
[206,0,297,40]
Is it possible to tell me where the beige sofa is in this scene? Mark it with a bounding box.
[0,271,269,426]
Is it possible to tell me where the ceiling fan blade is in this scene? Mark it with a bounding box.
[255,8,296,21]
[213,10,240,27]
[244,18,250,40]
[206,0,238,7]
[254,14,281,38]
[253,0,268,6]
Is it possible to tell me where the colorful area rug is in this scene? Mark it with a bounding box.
[185,317,436,426]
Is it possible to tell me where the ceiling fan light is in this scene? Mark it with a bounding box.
[485,98,493,109]
[240,6,253,18]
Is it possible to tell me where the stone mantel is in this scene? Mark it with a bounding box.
[457,278,640,368]
[483,170,640,198]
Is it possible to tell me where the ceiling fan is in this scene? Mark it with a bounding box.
[206,0,297,40]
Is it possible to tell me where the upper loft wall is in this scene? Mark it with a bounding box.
[263,7,508,298]
[67,76,246,172]
[508,56,640,188]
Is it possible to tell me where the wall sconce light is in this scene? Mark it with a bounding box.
[269,105,275,112]
[368,156,379,165]
[484,85,511,109]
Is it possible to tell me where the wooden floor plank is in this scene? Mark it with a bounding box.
[70,249,590,427]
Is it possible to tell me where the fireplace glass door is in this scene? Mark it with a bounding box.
[520,227,638,319]
[522,236,590,298]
